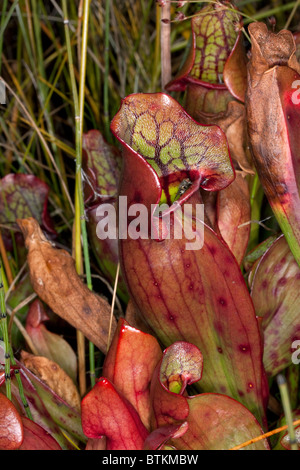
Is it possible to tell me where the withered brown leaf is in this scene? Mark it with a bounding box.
[17,217,116,353]
[21,351,81,411]
[246,22,300,266]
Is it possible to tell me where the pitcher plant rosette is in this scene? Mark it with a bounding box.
[109,92,269,429]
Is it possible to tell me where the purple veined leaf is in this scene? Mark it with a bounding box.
[102,318,162,430]
[19,417,62,450]
[150,342,270,450]
[25,299,78,384]
[0,392,24,450]
[0,342,85,450]
[111,92,235,205]
[111,92,268,428]
[0,173,56,236]
[0,174,56,273]
[246,22,300,268]
[82,129,121,206]
[251,235,300,376]
[166,3,247,102]
[81,378,149,450]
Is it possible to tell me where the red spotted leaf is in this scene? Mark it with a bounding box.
[102,318,162,429]
[0,393,23,450]
[81,378,149,450]
[19,417,62,450]
[250,235,300,376]
[111,92,268,427]
[246,22,300,267]
[119,195,268,426]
